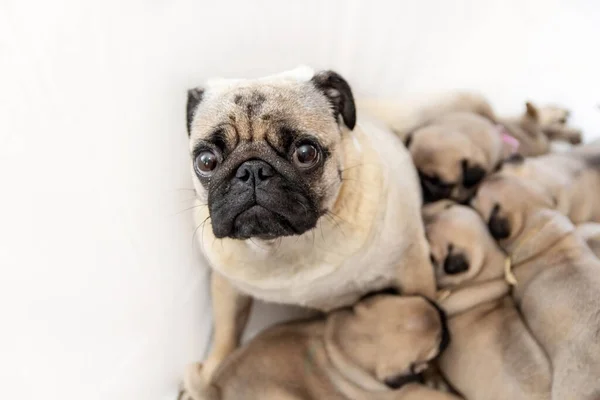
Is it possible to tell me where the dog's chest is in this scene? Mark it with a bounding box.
[230,245,402,311]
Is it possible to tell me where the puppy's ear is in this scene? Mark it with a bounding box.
[187,88,205,136]
[461,160,486,188]
[488,203,511,239]
[525,102,540,121]
[311,70,356,130]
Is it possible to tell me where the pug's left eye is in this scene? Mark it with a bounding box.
[293,143,320,168]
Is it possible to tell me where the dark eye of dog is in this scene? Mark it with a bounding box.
[194,150,219,176]
[293,143,320,168]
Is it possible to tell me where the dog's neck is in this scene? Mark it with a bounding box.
[323,312,391,395]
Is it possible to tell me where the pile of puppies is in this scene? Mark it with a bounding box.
[180,67,600,400]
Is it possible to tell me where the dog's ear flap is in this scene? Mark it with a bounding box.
[311,70,356,130]
[187,88,205,136]
[525,101,540,121]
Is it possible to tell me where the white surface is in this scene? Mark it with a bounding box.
[1,1,599,399]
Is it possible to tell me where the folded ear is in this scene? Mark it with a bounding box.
[311,70,356,130]
[187,88,205,136]
[525,101,540,121]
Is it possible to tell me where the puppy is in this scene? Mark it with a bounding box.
[357,92,496,142]
[576,223,600,258]
[185,67,484,385]
[500,143,600,224]
[472,174,600,400]
[498,102,551,157]
[424,202,551,400]
[182,293,460,400]
[537,104,582,145]
[406,112,505,203]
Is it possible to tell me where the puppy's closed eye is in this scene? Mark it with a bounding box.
[461,160,486,188]
[488,203,511,240]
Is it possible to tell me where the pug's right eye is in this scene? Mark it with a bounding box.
[194,150,219,176]
[293,142,320,169]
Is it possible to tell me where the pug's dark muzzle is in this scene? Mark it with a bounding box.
[208,156,320,240]
[419,172,455,203]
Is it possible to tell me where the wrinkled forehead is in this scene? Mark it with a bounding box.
[189,77,337,148]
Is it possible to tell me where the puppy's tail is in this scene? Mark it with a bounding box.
[357,91,497,140]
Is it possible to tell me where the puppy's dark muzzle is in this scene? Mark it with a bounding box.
[384,372,424,390]
[419,173,454,202]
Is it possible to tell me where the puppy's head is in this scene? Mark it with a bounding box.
[407,113,499,203]
[538,104,570,126]
[470,174,555,244]
[424,202,502,288]
[186,67,355,240]
[330,293,448,389]
[501,102,550,156]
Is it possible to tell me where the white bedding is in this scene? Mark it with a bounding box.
[0,0,599,399]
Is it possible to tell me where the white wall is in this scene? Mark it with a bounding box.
[1,1,599,399]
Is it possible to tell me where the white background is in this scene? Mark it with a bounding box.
[1,1,599,399]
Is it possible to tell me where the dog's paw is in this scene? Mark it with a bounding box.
[177,388,195,400]
[180,362,210,400]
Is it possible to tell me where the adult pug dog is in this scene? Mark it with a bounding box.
[184,66,457,386]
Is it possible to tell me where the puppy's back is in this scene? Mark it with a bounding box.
[210,319,326,400]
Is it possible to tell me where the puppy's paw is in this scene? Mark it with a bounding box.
[177,388,195,400]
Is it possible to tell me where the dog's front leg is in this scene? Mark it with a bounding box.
[398,236,436,298]
[202,272,252,382]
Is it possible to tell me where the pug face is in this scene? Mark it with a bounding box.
[186,68,356,240]
[406,113,499,203]
[470,174,555,243]
[424,202,494,288]
[331,294,449,389]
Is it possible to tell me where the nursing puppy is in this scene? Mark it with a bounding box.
[406,112,505,203]
[472,174,600,400]
[424,202,551,400]
[182,293,459,400]
[500,143,600,224]
[185,67,484,385]
[357,92,496,142]
[498,102,551,157]
[537,104,582,145]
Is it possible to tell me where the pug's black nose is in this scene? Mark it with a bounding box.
[235,160,275,184]
[444,253,469,275]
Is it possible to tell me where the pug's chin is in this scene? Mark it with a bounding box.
[228,205,299,240]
